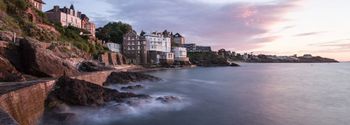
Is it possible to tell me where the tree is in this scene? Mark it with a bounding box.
[140,30,146,36]
[96,21,133,44]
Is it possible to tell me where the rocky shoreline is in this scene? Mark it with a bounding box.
[41,72,181,125]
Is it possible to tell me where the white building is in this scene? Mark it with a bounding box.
[106,42,121,53]
[145,32,174,65]
[145,33,171,52]
[172,47,189,62]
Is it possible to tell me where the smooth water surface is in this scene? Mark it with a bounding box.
[85,63,350,125]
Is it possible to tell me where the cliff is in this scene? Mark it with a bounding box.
[0,0,111,82]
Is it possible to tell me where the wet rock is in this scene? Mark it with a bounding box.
[121,85,144,90]
[104,72,160,85]
[156,96,181,104]
[230,63,240,67]
[78,61,114,72]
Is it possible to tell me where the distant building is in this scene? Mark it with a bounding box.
[172,33,185,45]
[183,43,212,52]
[122,31,147,65]
[106,42,121,53]
[27,0,45,10]
[182,43,196,52]
[46,5,96,37]
[303,54,313,58]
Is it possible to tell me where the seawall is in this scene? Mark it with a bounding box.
[0,70,115,125]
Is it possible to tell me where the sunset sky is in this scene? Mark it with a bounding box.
[44,0,350,61]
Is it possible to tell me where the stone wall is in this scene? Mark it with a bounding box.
[0,80,56,125]
[0,70,117,125]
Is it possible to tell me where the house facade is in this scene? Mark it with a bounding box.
[46,5,96,37]
[122,31,147,65]
[172,33,185,45]
[145,32,174,65]
[172,47,189,62]
[27,0,45,10]
[183,43,212,52]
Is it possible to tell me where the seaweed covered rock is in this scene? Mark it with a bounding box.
[104,72,160,85]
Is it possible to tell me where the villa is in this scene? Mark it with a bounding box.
[45,5,96,37]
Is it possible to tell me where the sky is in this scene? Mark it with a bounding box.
[43,0,350,61]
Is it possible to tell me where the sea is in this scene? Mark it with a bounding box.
[70,63,350,125]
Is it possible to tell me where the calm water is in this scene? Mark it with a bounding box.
[80,63,350,125]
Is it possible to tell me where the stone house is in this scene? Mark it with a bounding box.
[122,31,147,65]
[172,33,185,46]
[45,5,96,37]
[46,5,82,28]
[81,14,96,37]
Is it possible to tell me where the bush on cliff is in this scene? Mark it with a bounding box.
[188,52,232,66]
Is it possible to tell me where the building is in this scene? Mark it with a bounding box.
[122,31,147,65]
[106,42,121,53]
[172,47,189,64]
[183,43,212,52]
[172,33,185,45]
[46,5,96,36]
[303,54,313,58]
[27,0,45,10]
[46,5,82,28]
[80,14,96,37]
[145,32,174,65]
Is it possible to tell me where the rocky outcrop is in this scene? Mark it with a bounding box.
[19,38,80,77]
[0,56,25,82]
[156,96,181,104]
[104,72,161,85]
[121,85,144,90]
[78,61,114,72]
[46,76,149,108]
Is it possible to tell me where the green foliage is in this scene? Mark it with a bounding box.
[3,0,28,15]
[0,0,7,11]
[96,21,133,44]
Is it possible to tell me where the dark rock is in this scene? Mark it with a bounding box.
[0,56,25,82]
[78,61,114,72]
[230,63,240,67]
[46,76,149,108]
[121,85,144,90]
[19,38,79,77]
[156,96,181,104]
[104,72,160,85]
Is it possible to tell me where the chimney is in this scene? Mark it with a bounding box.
[54,5,60,12]
[77,11,82,17]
